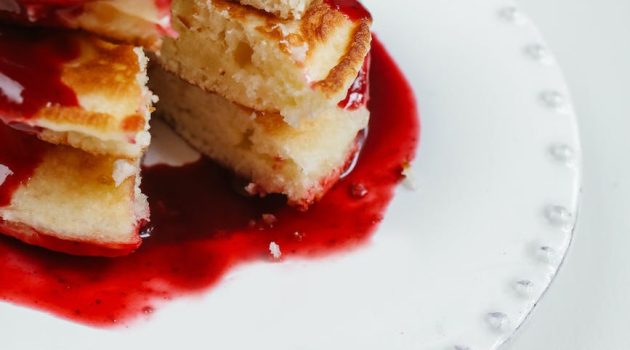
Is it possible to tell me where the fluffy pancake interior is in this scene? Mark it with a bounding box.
[160,0,371,125]
[0,145,146,248]
[149,64,369,207]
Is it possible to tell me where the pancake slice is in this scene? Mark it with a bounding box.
[0,123,147,257]
[0,26,155,158]
[149,65,369,208]
[160,0,371,126]
[0,0,172,50]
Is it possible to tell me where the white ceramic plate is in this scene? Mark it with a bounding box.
[0,0,581,349]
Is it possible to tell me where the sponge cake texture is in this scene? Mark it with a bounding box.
[0,28,155,158]
[0,125,147,257]
[159,0,371,125]
[149,65,368,208]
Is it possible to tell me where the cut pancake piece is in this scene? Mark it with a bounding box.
[149,65,369,208]
[160,0,371,125]
[0,0,172,50]
[235,0,314,19]
[0,124,148,257]
[0,26,155,158]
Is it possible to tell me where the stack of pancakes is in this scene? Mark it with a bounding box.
[151,0,373,208]
[0,1,166,256]
[0,0,373,256]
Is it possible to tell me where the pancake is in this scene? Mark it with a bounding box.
[159,0,371,125]
[236,0,314,19]
[0,124,147,257]
[0,0,172,50]
[0,26,155,158]
[149,65,369,208]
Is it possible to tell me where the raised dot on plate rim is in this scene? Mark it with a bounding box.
[486,312,510,331]
[498,6,527,24]
[540,90,569,112]
[549,144,576,165]
[535,245,557,264]
[514,279,534,296]
[544,205,574,231]
[524,43,554,65]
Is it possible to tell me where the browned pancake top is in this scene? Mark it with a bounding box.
[210,0,372,97]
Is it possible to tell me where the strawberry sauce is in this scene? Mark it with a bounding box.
[339,53,370,110]
[0,25,80,122]
[0,26,79,207]
[0,37,420,327]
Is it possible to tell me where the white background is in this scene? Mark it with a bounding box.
[509,0,630,349]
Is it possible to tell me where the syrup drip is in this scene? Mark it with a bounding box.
[339,53,370,110]
[0,37,420,327]
[0,25,80,122]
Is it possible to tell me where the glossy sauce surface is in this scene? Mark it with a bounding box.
[0,37,420,327]
[339,53,370,110]
[0,25,80,122]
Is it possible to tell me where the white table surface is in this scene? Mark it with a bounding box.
[507,0,630,349]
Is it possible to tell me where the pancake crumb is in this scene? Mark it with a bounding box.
[112,160,137,187]
[269,241,282,259]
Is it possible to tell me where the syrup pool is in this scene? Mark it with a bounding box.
[0,37,420,327]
